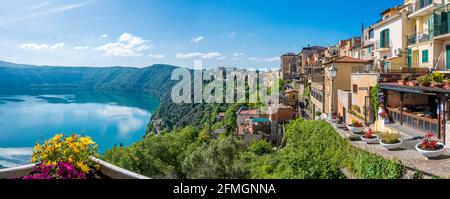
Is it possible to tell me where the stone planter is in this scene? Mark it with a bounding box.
[380,139,403,150]
[415,143,446,159]
[361,135,379,144]
[347,125,365,134]
[0,157,150,179]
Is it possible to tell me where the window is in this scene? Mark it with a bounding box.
[380,29,390,48]
[422,50,429,63]
[353,85,358,93]
[369,29,374,39]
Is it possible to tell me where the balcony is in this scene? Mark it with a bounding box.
[434,4,450,39]
[407,32,432,45]
[374,39,392,52]
[408,0,439,18]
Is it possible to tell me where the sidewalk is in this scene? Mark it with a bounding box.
[328,120,450,179]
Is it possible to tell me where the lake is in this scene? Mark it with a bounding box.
[0,89,159,169]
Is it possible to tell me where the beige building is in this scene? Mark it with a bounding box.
[322,56,368,117]
[280,53,298,80]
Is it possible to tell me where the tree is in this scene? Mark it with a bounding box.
[181,136,249,179]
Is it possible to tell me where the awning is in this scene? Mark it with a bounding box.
[380,83,450,96]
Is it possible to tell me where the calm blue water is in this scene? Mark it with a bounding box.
[0,89,159,168]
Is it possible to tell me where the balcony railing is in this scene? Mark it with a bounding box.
[408,0,434,14]
[407,31,432,45]
[374,39,392,50]
[434,4,450,37]
[311,75,324,84]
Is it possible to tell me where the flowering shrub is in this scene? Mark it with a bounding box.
[418,133,443,151]
[349,119,364,127]
[22,161,87,179]
[363,129,377,139]
[28,134,100,179]
[378,111,388,118]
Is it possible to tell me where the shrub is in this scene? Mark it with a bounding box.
[417,75,431,86]
[379,132,401,144]
[431,72,444,83]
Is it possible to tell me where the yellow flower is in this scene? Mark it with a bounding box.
[68,156,73,163]
[80,137,94,146]
[31,156,37,163]
[44,145,52,152]
[77,161,90,173]
[65,136,74,144]
[54,142,62,149]
[34,144,42,152]
[52,134,63,141]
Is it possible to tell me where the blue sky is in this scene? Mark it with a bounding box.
[0,0,403,68]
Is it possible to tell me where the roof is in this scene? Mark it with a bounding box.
[324,56,368,64]
[252,118,270,123]
[238,109,260,115]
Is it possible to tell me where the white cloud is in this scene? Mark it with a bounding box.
[95,33,151,57]
[217,56,227,60]
[99,34,108,40]
[74,46,90,50]
[190,36,204,43]
[49,42,64,50]
[149,54,165,59]
[233,53,245,57]
[0,2,88,25]
[176,52,222,59]
[20,43,48,50]
[264,57,280,62]
[176,52,204,59]
[249,57,259,61]
[201,52,222,59]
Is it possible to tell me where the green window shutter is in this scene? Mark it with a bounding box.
[380,30,385,48]
[422,50,429,63]
[408,48,412,67]
[386,29,390,47]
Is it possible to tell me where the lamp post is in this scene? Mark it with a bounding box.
[328,65,337,118]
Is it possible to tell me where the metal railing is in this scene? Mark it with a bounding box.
[407,31,432,45]
[408,0,434,14]
[374,39,392,50]
[311,75,324,84]
[434,3,450,37]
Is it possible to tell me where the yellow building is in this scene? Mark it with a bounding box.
[321,56,368,117]
[405,0,444,70]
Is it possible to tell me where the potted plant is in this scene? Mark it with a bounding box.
[398,74,411,86]
[379,132,402,150]
[378,111,389,124]
[347,119,365,134]
[417,74,431,87]
[360,128,379,144]
[407,80,417,87]
[21,133,100,179]
[444,77,450,89]
[415,133,446,159]
[430,72,444,88]
[315,111,322,120]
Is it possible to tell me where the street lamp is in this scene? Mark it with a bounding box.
[328,65,337,118]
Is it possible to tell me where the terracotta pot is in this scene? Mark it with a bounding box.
[431,81,444,88]
[407,81,417,87]
[444,81,450,89]
[397,80,405,86]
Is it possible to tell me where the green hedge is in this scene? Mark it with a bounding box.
[249,119,405,179]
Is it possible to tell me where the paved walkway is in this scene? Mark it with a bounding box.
[329,121,450,179]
